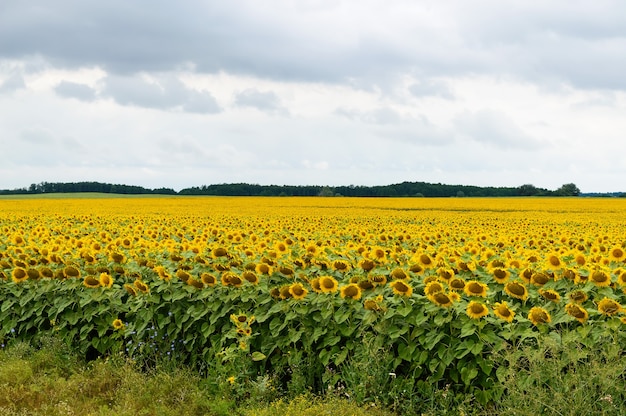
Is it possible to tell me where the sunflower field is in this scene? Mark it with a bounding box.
[1,196,626,406]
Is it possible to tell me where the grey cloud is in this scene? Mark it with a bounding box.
[102,74,221,113]
[454,110,540,150]
[409,79,454,99]
[55,81,97,101]
[234,88,287,115]
[335,107,451,145]
[0,73,26,93]
[3,1,625,90]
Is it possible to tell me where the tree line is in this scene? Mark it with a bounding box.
[0,181,594,197]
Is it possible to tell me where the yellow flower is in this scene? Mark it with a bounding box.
[504,281,528,301]
[340,283,362,300]
[389,280,413,297]
[99,272,114,288]
[466,301,489,319]
[201,273,217,286]
[289,283,308,300]
[589,268,611,287]
[597,297,622,316]
[539,289,561,303]
[565,303,589,324]
[491,268,510,284]
[11,267,28,284]
[528,307,551,326]
[428,291,455,308]
[319,276,339,294]
[83,275,101,288]
[133,279,150,294]
[609,246,626,262]
[493,302,514,323]
[464,280,488,297]
[227,376,236,385]
[112,319,125,330]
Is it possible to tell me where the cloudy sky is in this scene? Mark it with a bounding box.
[1,1,625,193]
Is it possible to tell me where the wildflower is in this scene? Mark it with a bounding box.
[112,319,125,330]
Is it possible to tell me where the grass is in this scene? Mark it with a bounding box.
[1,333,626,415]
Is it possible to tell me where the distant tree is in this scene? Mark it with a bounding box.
[555,183,581,196]
[318,187,335,197]
[517,184,540,196]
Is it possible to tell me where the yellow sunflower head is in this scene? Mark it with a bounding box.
[565,303,589,324]
[504,281,529,301]
[319,276,339,294]
[493,301,514,323]
[464,280,488,297]
[528,307,551,326]
[99,273,114,288]
[466,301,489,320]
[539,289,561,303]
[289,283,308,300]
[597,297,622,316]
[390,280,413,297]
[340,283,362,300]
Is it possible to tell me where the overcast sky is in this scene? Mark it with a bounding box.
[1,1,625,193]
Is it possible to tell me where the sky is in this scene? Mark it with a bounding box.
[1,1,625,193]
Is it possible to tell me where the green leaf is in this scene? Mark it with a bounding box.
[460,320,476,337]
[334,348,349,366]
[251,351,266,361]
[334,308,350,324]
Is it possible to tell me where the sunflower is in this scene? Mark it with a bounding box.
[597,297,622,316]
[568,290,588,304]
[11,267,28,283]
[201,273,217,287]
[565,303,589,324]
[492,268,510,284]
[464,280,488,298]
[123,283,137,296]
[466,301,489,320]
[212,247,229,258]
[363,298,381,311]
[390,280,413,297]
[504,281,529,301]
[99,273,114,288]
[609,246,626,262]
[358,258,376,272]
[332,259,351,272]
[26,268,40,280]
[590,268,611,287]
[176,269,191,283]
[424,281,445,296]
[309,277,322,293]
[545,254,563,270]
[574,253,587,266]
[289,283,308,300]
[562,269,577,282]
[319,276,339,294]
[449,277,466,291]
[279,285,292,299]
[340,283,362,300]
[616,269,626,288]
[133,280,150,294]
[255,263,273,275]
[110,252,125,264]
[40,266,54,279]
[417,253,435,268]
[539,289,561,303]
[519,268,533,284]
[408,263,424,274]
[242,271,259,285]
[437,267,455,281]
[278,266,294,276]
[390,267,408,280]
[528,307,551,326]
[188,278,204,289]
[530,272,551,286]
[63,265,81,279]
[83,275,101,288]
[112,319,125,330]
[429,291,454,308]
[493,301,515,323]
